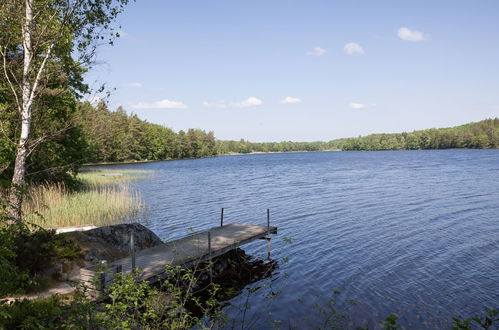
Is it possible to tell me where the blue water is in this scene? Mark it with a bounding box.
[95,150,499,329]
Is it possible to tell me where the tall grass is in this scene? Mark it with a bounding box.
[77,169,151,186]
[23,170,149,228]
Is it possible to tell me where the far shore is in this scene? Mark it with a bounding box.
[81,150,342,167]
[81,148,496,168]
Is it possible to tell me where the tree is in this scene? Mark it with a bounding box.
[1,0,130,221]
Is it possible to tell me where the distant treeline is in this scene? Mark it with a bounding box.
[331,118,499,151]
[216,118,499,153]
[216,140,332,154]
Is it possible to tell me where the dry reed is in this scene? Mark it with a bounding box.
[23,170,148,228]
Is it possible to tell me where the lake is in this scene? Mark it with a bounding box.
[95,150,499,329]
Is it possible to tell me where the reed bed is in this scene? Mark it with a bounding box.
[23,170,149,229]
[77,169,151,186]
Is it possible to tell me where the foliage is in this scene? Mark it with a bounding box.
[98,268,211,329]
[0,266,224,329]
[380,314,401,330]
[75,102,218,163]
[332,118,499,151]
[217,139,333,154]
[452,308,499,330]
[1,183,82,296]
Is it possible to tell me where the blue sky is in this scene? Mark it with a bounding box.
[86,0,499,142]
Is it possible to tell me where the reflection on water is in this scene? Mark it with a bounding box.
[184,248,279,324]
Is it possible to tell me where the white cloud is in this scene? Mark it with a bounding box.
[397,27,427,42]
[203,100,227,109]
[126,82,142,88]
[132,99,187,109]
[348,103,376,109]
[349,103,366,109]
[280,96,302,104]
[231,97,262,108]
[307,46,327,56]
[344,42,364,55]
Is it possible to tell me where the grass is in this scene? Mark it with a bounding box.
[77,169,152,186]
[23,170,150,228]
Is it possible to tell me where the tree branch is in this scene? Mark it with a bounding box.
[0,46,22,113]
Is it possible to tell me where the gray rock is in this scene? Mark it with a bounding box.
[67,223,165,266]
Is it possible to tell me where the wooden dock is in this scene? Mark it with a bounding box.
[80,222,277,290]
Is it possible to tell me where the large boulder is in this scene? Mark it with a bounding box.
[66,223,165,267]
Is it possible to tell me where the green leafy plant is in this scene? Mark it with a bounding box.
[452,308,499,330]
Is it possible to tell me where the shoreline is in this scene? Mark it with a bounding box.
[81,148,497,168]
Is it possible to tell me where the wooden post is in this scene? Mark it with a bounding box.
[220,208,224,227]
[100,271,106,290]
[130,231,136,272]
[267,237,271,259]
[100,260,107,290]
[267,208,270,235]
[266,209,271,259]
[208,231,212,282]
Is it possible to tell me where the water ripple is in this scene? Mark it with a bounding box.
[96,150,499,329]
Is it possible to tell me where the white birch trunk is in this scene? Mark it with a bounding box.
[8,0,34,221]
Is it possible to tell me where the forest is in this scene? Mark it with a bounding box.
[218,118,499,153]
[330,118,499,151]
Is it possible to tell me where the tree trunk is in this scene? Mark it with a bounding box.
[8,0,34,222]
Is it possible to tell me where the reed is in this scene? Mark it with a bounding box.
[76,169,151,186]
[23,170,148,228]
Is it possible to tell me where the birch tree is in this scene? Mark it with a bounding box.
[0,0,130,221]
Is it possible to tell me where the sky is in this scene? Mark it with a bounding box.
[85,0,499,142]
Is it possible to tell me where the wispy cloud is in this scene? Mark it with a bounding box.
[307,46,327,56]
[397,27,427,42]
[280,96,302,104]
[348,102,376,110]
[132,99,187,109]
[232,97,262,108]
[344,42,364,55]
[202,100,227,109]
[126,82,142,88]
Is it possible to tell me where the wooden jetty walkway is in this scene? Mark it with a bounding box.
[81,222,277,290]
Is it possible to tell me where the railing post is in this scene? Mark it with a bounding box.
[220,208,224,227]
[208,231,212,282]
[100,260,107,291]
[267,208,270,236]
[130,231,136,272]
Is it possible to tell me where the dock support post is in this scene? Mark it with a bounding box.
[220,208,224,227]
[99,260,107,291]
[130,231,136,272]
[267,237,271,259]
[208,231,213,282]
[100,272,106,291]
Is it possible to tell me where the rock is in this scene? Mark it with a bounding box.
[66,223,164,267]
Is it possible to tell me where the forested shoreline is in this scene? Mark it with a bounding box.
[2,94,498,185]
[218,118,499,153]
[331,118,499,151]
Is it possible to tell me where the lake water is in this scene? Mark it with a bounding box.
[96,150,499,329]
